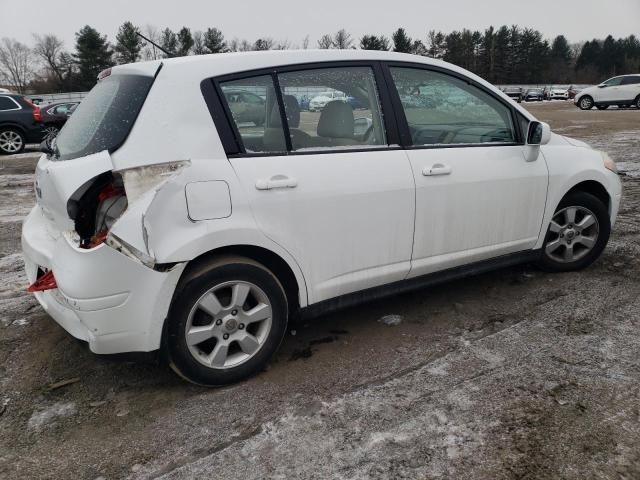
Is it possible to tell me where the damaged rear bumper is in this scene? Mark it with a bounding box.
[21,205,185,354]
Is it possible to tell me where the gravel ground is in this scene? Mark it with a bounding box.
[0,102,639,479]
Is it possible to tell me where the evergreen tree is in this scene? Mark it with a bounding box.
[427,30,445,59]
[203,28,226,53]
[177,27,194,56]
[160,28,178,57]
[74,25,113,90]
[114,21,143,64]
[392,28,413,53]
[360,35,390,51]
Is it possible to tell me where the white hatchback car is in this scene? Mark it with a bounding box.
[575,74,640,110]
[22,50,621,385]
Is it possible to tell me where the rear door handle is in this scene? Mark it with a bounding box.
[422,164,452,176]
[255,175,298,190]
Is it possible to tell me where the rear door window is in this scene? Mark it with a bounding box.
[54,74,154,161]
[277,66,387,151]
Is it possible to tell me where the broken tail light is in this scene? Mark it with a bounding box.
[27,270,57,292]
[24,98,42,122]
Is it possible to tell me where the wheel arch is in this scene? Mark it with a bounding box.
[173,244,305,317]
[565,180,611,214]
[0,122,27,134]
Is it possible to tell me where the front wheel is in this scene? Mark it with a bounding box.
[537,192,610,272]
[578,96,594,110]
[167,257,288,385]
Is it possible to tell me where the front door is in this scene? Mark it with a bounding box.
[386,65,548,278]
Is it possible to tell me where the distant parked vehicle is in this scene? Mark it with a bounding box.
[347,95,368,110]
[0,88,13,94]
[550,87,569,100]
[567,86,580,100]
[309,91,347,111]
[41,102,79,144]
[503,87,523,103]
[0,94,45,154]
[524,88,544,102]
[574,74,640,110]
[223,90,266,125]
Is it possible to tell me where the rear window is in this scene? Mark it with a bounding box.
[54,74,153,161]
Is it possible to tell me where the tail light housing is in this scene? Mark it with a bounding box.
[24,98,42,122]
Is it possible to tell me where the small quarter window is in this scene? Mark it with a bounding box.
[219,75,286,154]
[390,67,516,146]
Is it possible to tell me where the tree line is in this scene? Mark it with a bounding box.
[0,23,638,94]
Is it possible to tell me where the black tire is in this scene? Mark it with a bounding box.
[635,96,640,109]
[578,96,594,110]
[0,128,26,155]
[596,104,609,110]
[166,257,288,386]
[537,191,611,273]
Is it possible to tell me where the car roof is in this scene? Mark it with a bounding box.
[112,49,466,80]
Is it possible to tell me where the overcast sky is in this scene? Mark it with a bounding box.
[2,0,639,48]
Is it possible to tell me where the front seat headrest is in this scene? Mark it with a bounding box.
[269,95,301,128]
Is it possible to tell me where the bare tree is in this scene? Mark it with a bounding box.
[141,25,161,60]
[273,39,291,50]
[333,29,353,49]
[317,34,334,49]
[33,34,66,85]
[192,31,206,55]
[0,38,34,93]
[302,35,310,49]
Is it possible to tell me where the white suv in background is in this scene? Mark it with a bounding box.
[22,50,621,385]
[575,74,640,110]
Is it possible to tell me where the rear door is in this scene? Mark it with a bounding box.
[385,64,548,278]
[211,63,415,304]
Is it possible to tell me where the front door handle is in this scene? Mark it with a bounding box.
[422,164,452,176]
[255,175,298,190]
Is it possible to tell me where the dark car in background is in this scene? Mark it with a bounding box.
[0,94,45,154]
[524,88,544,101]
[40,102,79,142]
[503,87,523,103]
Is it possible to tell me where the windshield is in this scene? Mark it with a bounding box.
[54,74,154,161]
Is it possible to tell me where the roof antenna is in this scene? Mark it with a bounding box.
[136,31,173,58]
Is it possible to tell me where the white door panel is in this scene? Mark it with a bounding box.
[231,150,415,303]
[407,145,548,278]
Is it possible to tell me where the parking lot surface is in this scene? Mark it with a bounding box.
[1,102,639,479]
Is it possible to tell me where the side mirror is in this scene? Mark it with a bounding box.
[598,83,607,88]
[527,121,551,146]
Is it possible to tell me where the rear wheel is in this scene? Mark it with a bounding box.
[537,192,610,272]
[167,257,288,386]
[0,128,25,154]
[578,96,594,110]
[635,96,640,109]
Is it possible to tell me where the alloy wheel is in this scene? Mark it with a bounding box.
[545,206,600,263]
[0,130,23,154]
[185,280,273,369]
[580,97,593,110]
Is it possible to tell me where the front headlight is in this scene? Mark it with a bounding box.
[601,151,618,174]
